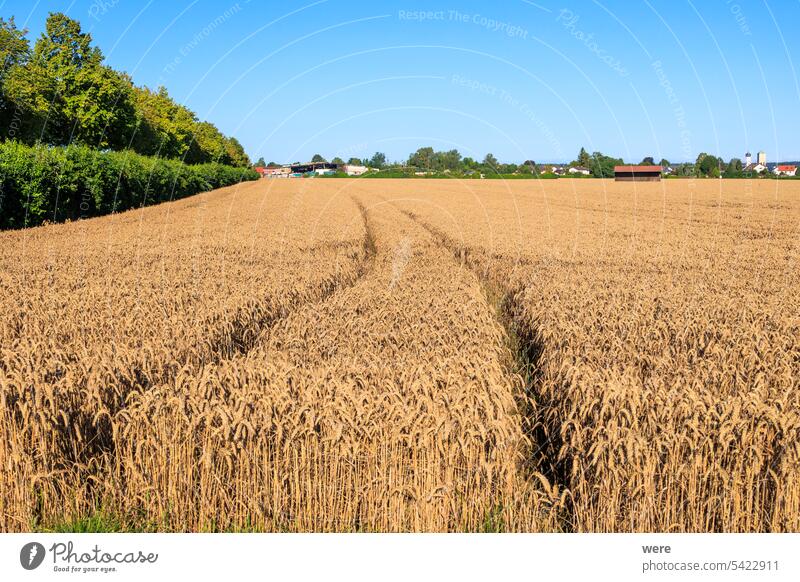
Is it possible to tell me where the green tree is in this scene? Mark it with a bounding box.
[408,146,434,169]
[5,13,136,148]
[499,163,518,174]
[131,85,198,160]
[589,151,623,178]
[640,156,655,165]
[368,151,386,169]
[439,149,462,171]
[577,147,591,167]
[0,17,31,135]
[0,17,29,81]
[254,157,266,168]
[725,158,742,178]
[189,120,228,164]
[223,137,250,167]
[347,157,362,165]
[311,153,326,163]
[696,153,721,177]
[331,156,344,165]
[659,158,670,167]
[482,153,499,172]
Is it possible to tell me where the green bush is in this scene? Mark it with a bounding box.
[0,141,258,229]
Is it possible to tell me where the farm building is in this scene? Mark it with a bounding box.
[290,161,340,175]
[343,164,368,176]
[773,165,797,176]
[256,166,290,178]
[614,165,662,181]
[743,163,767,174]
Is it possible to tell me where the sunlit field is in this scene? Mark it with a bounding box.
[1,178,798,532]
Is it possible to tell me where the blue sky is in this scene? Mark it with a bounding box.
[4,0,799,163]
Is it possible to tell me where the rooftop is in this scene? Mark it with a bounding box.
[614,165,663,172]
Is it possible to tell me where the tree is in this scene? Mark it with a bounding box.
[131,85,198,160]
[0,17,31,135]
[0,17,29,81]
[254,157,266,168]
[659,158,670,167]
[331,156,344,165]
[499,163,518,174]
[696,153,721,177]
[577,147,591,167]
[222,136,250,167]
[368,151,386,169]
[0,12,253,167]
[311,153,326,163]
[347,157,362,166]
[589,151,623,178]
[482,153,499,172]
[408,146,434,169]
[640,156,655,165]
[439,149,462,171]
[725,158,742,178]
[189,120,230,164]
[5,13,136,148]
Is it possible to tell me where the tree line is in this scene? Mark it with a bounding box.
[261,146,785,179]
[0,13,250,167]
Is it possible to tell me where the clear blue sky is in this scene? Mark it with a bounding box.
[4,0,799,163]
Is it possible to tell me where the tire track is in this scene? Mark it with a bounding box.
[396,205,574,530]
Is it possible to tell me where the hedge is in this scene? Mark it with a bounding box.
[0,141,259,229]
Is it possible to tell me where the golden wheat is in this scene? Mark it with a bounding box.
[1,177,797,532]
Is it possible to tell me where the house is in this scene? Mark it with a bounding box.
[549,165,566,176]
[343,164,368,176]
[773,165,797,177]
[568,166,591,175]
[614,165,662,181]
[743,163,767,174]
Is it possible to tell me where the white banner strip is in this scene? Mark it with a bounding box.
[2,533,798,581]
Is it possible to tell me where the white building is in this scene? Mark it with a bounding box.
[743,162,767,174]
[343,164,368,176]
[568,166,591,175]
[773,165,797,177]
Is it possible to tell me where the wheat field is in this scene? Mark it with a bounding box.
[1,178,798,532]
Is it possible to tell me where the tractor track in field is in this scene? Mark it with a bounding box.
[395,205,574,528]
[29,196,380,525]
[211,195,377,361]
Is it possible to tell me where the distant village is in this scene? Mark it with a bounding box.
[253,148,798,182]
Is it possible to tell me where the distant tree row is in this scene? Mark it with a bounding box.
[0,14,249,167]
[252,145,779,178]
